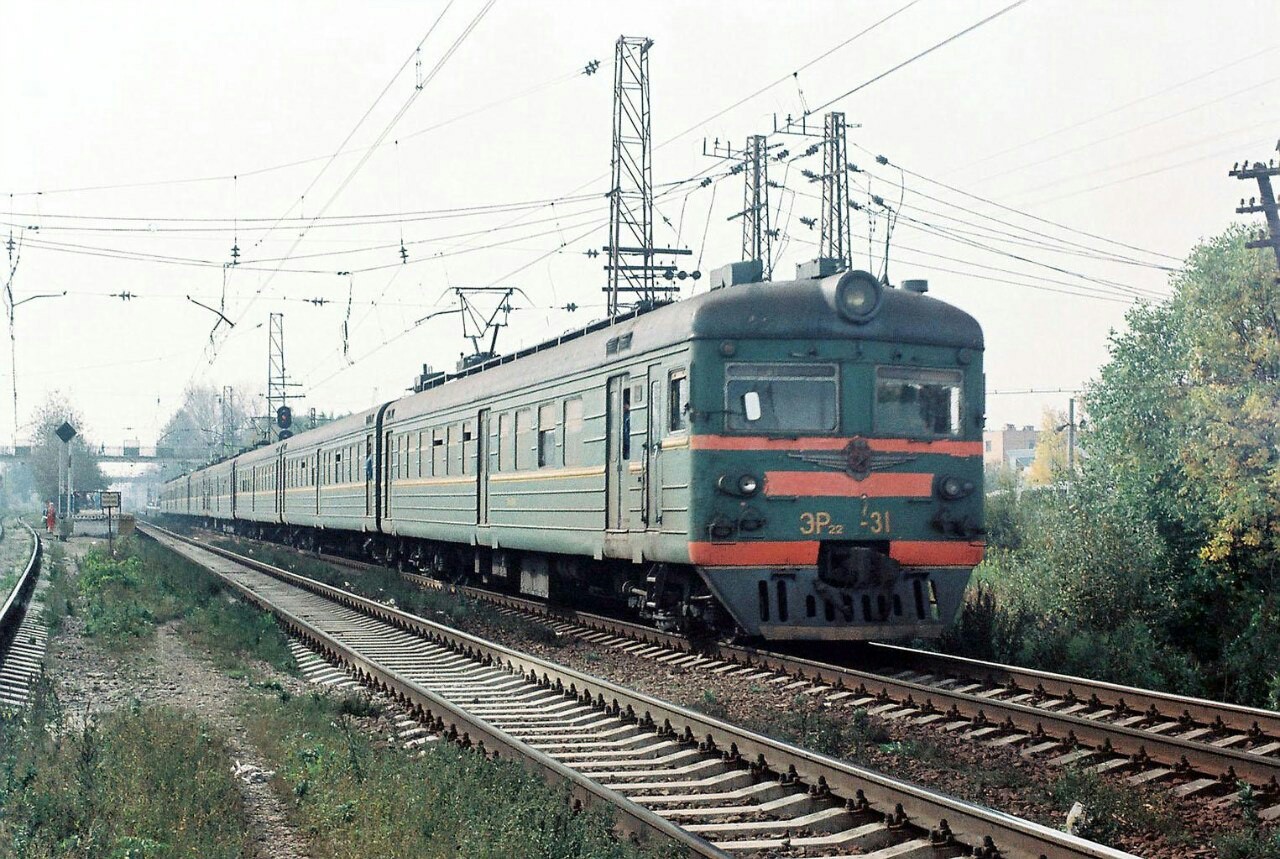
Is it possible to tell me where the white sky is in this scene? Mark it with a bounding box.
[2,0,1277,456]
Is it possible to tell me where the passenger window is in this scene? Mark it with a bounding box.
[563,398,584,466]
[537,405,557,468]
[668,370,688,432]
[447,425,460,475]
[462,421,475,475]
[498,413,512,471]
[515,409,534,470]
[432,430,445,476]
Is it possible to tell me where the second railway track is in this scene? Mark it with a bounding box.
[143,523,1135,859]
[229,531,1280,823]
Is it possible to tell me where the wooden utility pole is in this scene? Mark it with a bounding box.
[1230,150,1280,274]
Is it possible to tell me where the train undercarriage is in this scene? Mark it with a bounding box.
[180,516,967,642]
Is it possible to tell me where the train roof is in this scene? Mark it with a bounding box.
[384,271,982,426]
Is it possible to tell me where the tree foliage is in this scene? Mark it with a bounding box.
[1024,407,1068,486]
[950,226,1280,707]
[23,393,109,505]
[157,386,257,480]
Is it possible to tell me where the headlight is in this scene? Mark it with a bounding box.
[936,475,974,500]
[717,473,761,497]
[835,270,883,323]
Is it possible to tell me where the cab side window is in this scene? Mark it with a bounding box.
[668,370,689,432]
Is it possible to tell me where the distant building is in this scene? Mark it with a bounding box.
[984,423,1038,472]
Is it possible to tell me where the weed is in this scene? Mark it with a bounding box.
[39,545,76,631]
[334,691,382,718]
[1215,785,1280,859]
[242,691,680,859]
[74,538,295,674]
[1049,766,1185,847]
[0,684,249,858]
[690,690,730,721]
[741,699,889,760]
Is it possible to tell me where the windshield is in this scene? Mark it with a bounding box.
[875,366,963,437]
[725,363,839,432]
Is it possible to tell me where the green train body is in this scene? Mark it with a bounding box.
[160,269,984,641]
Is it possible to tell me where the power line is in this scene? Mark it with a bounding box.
[948,45,1279,174]
[971,74,1280,187]
[654,0,922,150]
[1020,135,1280,207]
[206,0,496,379]
[3,192,604,229]
[803,0,1030,116]
[853,142,1180,261]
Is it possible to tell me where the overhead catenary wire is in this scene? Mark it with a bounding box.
[2,67,584,200]
[948,44,1280,174]
[185,0,497,393]
[802,0,1030,117]
[851,142,1182,262]
[971,74,1280,187]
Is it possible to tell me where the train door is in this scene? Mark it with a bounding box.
[605,374,630,530]
[645,365,663,528]
[365,433,374,519]
[314,450,321,514]
[476,408,491,525]
[230,462,237,518]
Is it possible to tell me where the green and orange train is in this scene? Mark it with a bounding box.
[160,266,984,641]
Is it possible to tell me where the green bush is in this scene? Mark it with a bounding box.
[0,686,249,859]
[73,539,294,673]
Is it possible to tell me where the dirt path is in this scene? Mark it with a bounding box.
[48,537,312,859]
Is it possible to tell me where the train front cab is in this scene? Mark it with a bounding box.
[686,270,985,640]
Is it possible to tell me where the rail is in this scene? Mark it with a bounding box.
[0,522,43,664]
[142,524,1135,859]
[390,566,1280,796]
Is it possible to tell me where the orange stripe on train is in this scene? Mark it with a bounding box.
[689,435,982,456]
[689,541,819,566]
[689,540,983,567]
[764,471,933,497]
[889,541,985,566]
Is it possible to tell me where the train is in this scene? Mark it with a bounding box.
[160,264,985,641]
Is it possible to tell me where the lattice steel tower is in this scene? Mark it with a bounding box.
[606,36,676,315]
[741,135,773,280]
[265,312,302,442]
[820,112,852,270]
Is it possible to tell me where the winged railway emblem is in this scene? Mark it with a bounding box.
[786,437,915,481]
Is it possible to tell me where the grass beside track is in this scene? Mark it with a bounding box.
[73,537,295,675]
[0,684,250,859]
[243,691,683,859]
[0,518,35,607]
[130,533,689,858]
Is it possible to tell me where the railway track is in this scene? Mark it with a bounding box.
[260,539,1280,822]
[142,523,1134,859]
[0,522,47,710]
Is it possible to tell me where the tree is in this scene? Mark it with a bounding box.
[24,393,109,506]
[1024,407,1068,486]
[1088,226,1280,581]
[953,226,1280,706]
[156,386,256,480]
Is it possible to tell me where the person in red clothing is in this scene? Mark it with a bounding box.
[45,500,55,534]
